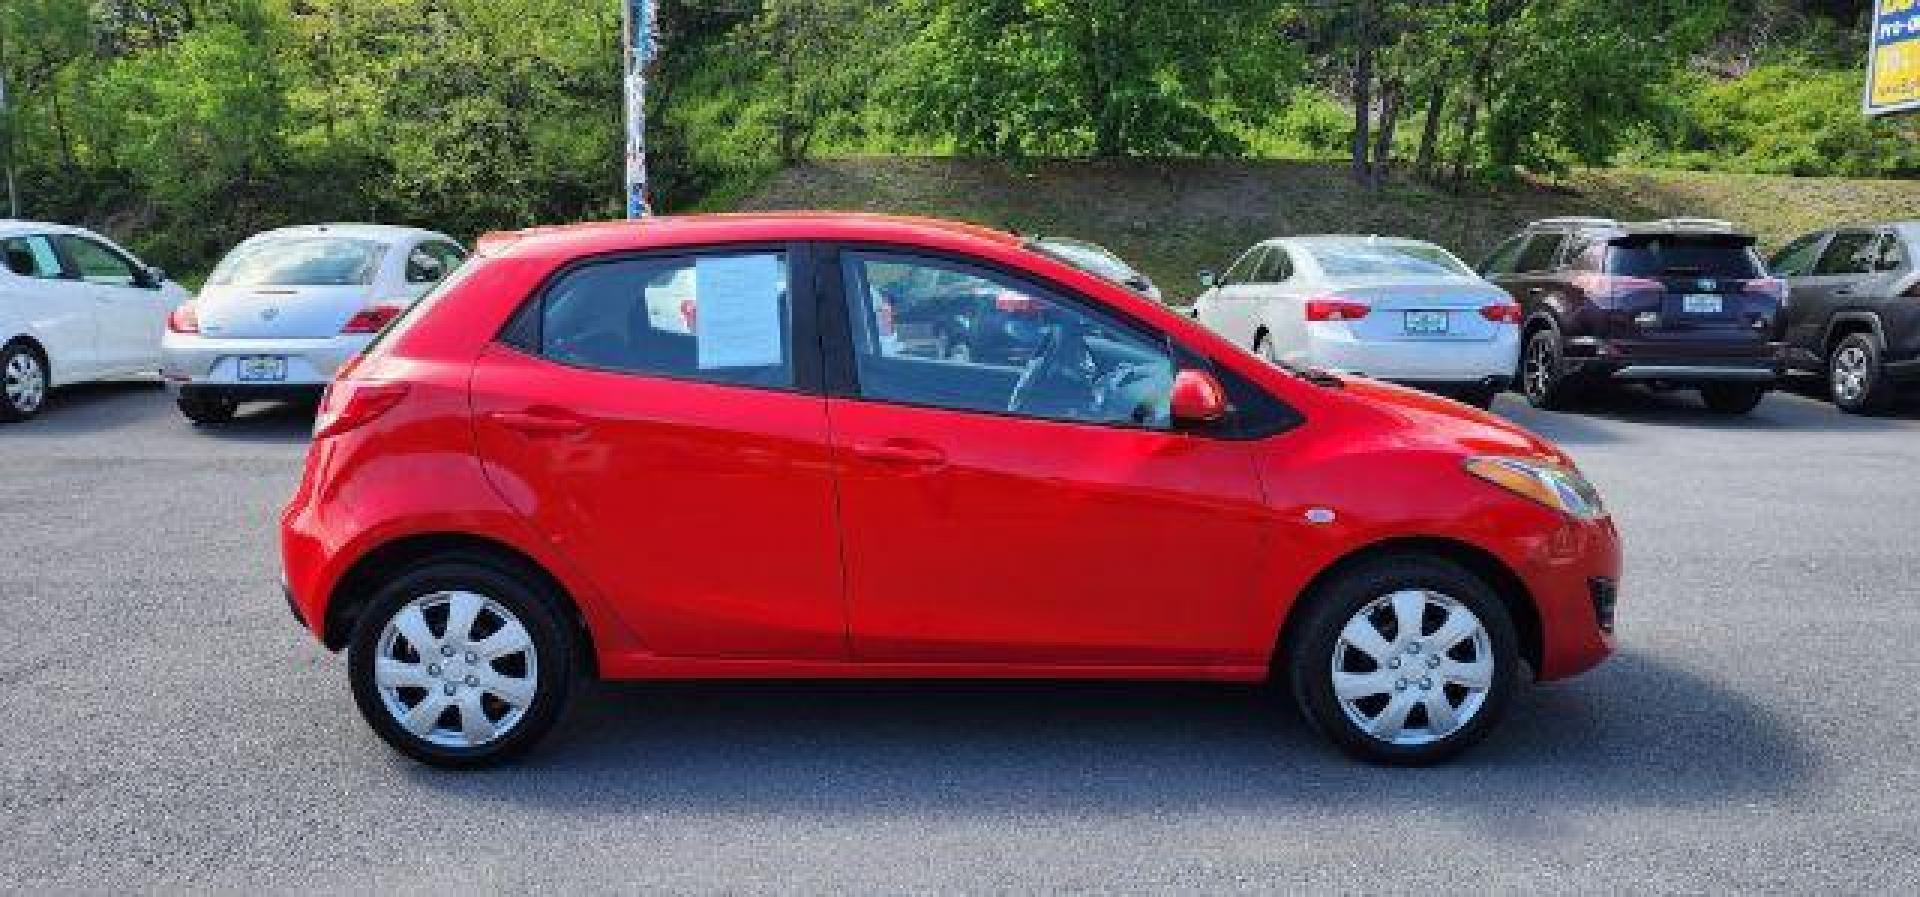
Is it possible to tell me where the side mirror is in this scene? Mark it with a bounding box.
[1169,369,1227,427]
[1198,270,1217,288]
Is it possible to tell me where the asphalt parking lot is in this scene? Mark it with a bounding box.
[2,379,1918,892]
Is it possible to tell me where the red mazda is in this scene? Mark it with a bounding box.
[280,213,1619,767]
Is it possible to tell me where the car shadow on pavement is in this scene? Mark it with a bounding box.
[1496,385,1920,447]
[404,649,1813,830]
[191,402,317,445]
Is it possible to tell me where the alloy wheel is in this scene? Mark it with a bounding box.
[4,351,46,415]
[1832,345,1871,405]
[1330,589,1494,746]
[373,590,539,749]
[1524,337,1555,401]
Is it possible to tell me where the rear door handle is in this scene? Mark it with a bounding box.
[850,440,947,468]
[487,410,588,436]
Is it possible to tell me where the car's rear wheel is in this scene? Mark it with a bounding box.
[1285,554,1519,765]
[1700,382,1767,415]
[176,393,238,425]
[1520,329,1582,410]
[1,342,49,422]
[1828,333,1896,414]
[347,557,574,768]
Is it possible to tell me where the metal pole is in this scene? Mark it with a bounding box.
[0,32,16,218]
[621,0,657,218]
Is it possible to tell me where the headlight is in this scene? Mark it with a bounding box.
[1464,456,1607,520]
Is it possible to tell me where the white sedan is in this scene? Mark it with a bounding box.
[161,224,465,424]
[1192,235,1520,408]
[0,221,188,421]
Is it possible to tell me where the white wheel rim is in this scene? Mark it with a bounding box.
[4,353,45,413]
[1525,338,1554,398]
[1833,346,1869,403]
[1331,590,1494,746]
[374,591,538,748]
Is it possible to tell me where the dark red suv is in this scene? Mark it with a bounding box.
[282,213,1620,768]
[1481,218,1786,414]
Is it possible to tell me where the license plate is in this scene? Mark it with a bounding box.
[1403,311,1450,334]
[236,356,287,382]
[1682,294,1723,314]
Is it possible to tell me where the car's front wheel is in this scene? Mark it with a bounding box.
[1285,554,1519,765]
[347,557,575,768]
[0,341,49,422]
[1828,333,1896,414]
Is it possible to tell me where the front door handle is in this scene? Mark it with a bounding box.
[487,410,588,436]
[850,439,948,468]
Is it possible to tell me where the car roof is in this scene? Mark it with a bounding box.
[1524,217,1756,238]
[477,212,1020,260]
[0,219,110,240]
[239,223,458,245]
[1277,234,1439,246]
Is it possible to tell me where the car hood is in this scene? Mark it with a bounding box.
[1337,376,1572,465]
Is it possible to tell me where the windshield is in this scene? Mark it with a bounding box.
[1035,239,1139,283]
[1304,241,1472,278]
[208,236,388,287]
[1605,237,1761,278]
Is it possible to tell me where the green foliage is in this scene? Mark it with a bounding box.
[1628,64,1920,177]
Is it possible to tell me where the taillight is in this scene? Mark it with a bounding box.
[341,304,407,334]
[1304,297,1371,322]
[312,379,408,439]
[1480,303,1523,324]
[1742,278,1786,301]
[166,304,199,334]
[1570,273,1664,301]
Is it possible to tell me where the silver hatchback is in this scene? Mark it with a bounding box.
[161,224,464,424]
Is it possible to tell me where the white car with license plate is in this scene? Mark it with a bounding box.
[0,221,188,421]
[161,224,465,424]
[1192,235,1521,408]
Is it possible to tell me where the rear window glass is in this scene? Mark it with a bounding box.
[1305,242,1472,278]
[1605,237,1760,279]
[208,237,388,287]
[1034,240,1136,283]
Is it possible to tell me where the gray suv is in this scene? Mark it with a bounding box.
[1770,223,1920,413]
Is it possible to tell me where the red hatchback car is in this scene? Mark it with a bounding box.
[281,213,1620,767]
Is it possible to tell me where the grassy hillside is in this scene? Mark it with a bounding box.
[736,159,1920,303]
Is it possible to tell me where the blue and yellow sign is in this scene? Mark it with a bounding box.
[1868,0,1920,115]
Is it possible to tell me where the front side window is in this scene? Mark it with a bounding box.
[1223,246,1265,285]
[1874,233,1906,272]
[538,252,792,389]
[1,236,66,279]
[1303,240,1472,278]
[58,236,140,286]
[209,236,387,287]
[1481,237,1524,276]
[841,251,1174,429]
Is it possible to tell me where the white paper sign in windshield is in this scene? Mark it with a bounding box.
[694,254,785,369]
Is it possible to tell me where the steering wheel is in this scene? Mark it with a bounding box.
[1008,320,1089,416]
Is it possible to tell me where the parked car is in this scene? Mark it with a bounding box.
[1191,235,1519,408]
[0,221,187,421]
[281,213,1619,769]
[161,224,466,424]
[1482,217,1785,414]
[1768,223,1920,413]
[1029,236,1162,301]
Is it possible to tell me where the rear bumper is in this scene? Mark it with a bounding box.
[1306,326,1520,382]
[1561,339,1783,384]
[174,382,325,404]
[160,332,369,387]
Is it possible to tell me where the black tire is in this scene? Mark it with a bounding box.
[1827,333,1897,414]
[0,341,49,422]
[347,555,576,768]
[1519,328,1584,410]
[1284,554,1520,766]
[177,393,238,425]
[1456,385,1498,410]
[1700,382,1768,415]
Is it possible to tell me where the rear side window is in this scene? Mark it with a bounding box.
[1811,232,1877,276]
[537,252,792,389]
[209,237,388,287]
[1514,233,1566,273]
[1874,234,1905,272]
[406,241,466,284]
[1,236,65,279]
[1606,237,1761,279]
[1769,233,1824,277]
